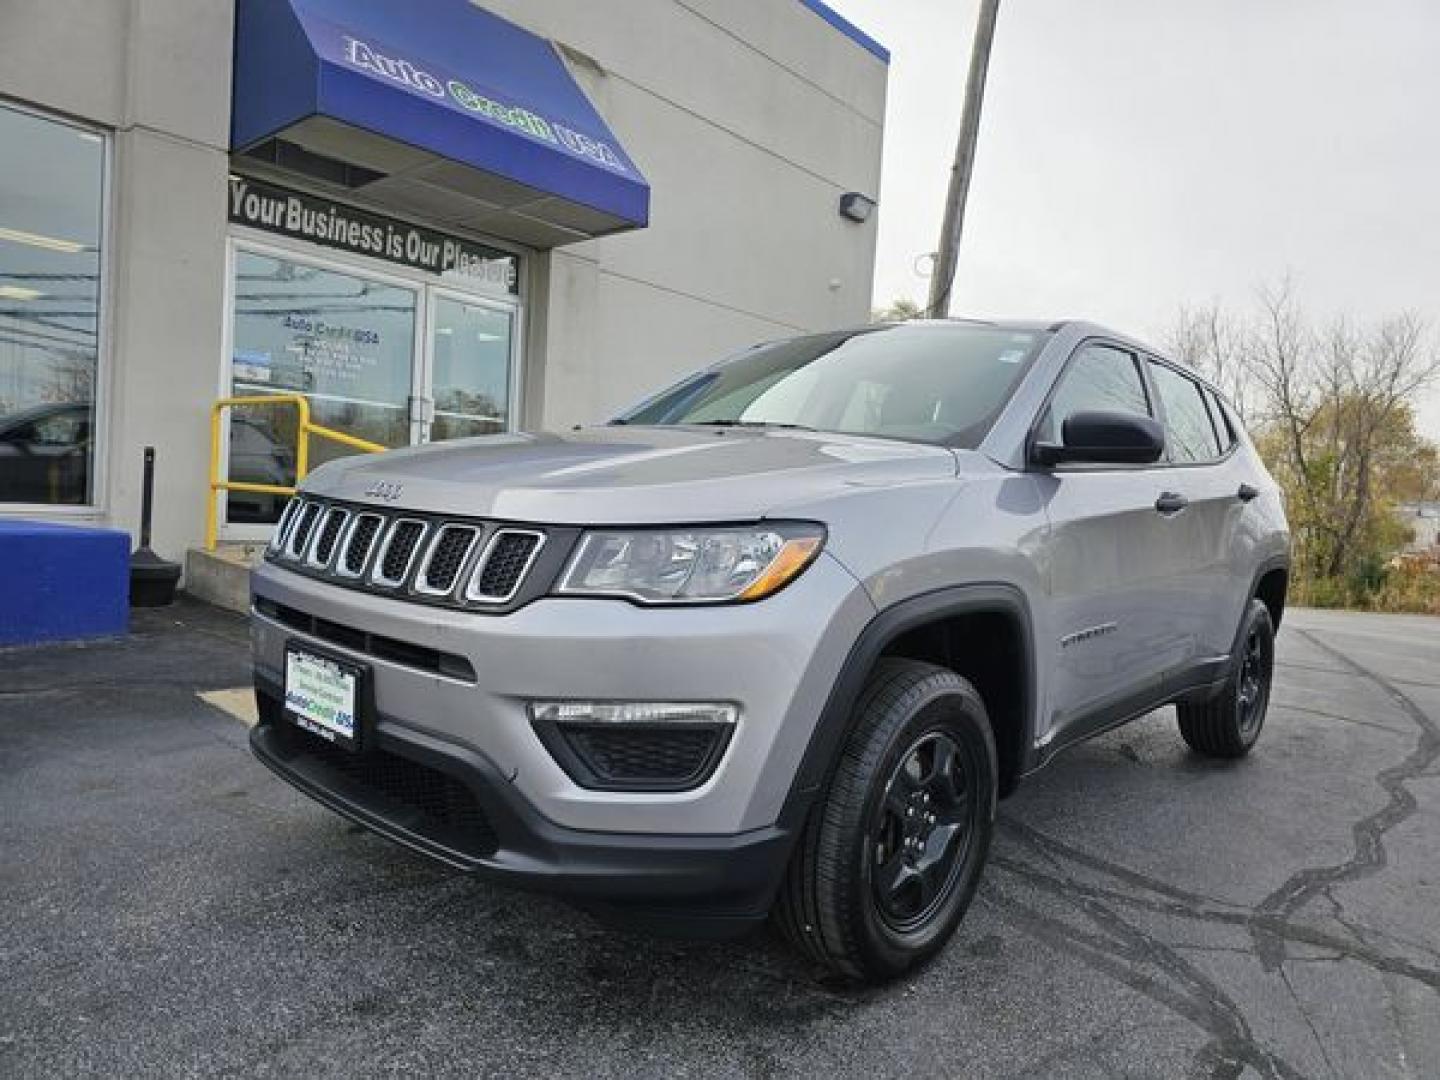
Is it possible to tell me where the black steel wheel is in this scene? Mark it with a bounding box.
[773,659,997,982]
[869,731,980,933]
[1178,598,1275,758]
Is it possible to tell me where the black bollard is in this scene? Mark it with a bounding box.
[129,446,182,607]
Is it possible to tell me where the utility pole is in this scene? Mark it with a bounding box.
[926,0,1001,318]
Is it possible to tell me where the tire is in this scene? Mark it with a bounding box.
[773,658,997,982]
[1177,598,1275,758]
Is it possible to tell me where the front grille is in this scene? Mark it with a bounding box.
[255,597,476,681]
[376,520,427,586]
[309,508,349,567]
[468,530,543,602]
[272,720,496,859]
[270,499,301,553]
[417,526,478,595]
[340,514,384,576]
[266,497,559,612]
[287,501,322,558]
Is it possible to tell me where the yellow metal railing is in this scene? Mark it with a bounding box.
[206,393,386,550]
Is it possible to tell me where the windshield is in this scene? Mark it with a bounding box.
[615,324,1048,448]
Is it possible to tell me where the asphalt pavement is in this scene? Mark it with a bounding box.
[1,600,1437,1079]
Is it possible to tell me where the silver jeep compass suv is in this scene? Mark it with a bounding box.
[250,319,1289,981]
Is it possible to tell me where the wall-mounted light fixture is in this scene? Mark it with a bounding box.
[838,192,876,223]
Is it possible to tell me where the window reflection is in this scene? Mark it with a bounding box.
[430,296,512,441]
[0,105,104,505]
[228,251,417,522]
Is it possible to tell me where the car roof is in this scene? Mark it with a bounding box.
[861,317,1215,390]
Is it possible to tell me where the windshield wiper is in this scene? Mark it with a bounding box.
[689,420,816,431]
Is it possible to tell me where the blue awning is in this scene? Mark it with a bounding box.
[232,0,650,245]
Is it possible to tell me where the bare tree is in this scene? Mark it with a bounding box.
[1317,312,1440,577]
[1167,300,1252,418]
[871,297,924,323]
[1169,281,1440,583]
[1247,279,1317,531]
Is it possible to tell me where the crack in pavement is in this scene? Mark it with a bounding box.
[985,879,1305,1080]
[991,822,1310,1079]
[984,627,1440,1075]
[1252,627,1440,971]
[1272,702,1413,738]
[987,814,1440,1080]
[993,821,1440,988]
[1278,964,1340,1080]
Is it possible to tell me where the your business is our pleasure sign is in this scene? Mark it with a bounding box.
[228,176,521,294]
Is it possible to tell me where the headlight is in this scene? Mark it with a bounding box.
[556,523,825,604]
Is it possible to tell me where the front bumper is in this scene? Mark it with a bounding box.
[247,550,875,920]
[250,677,792,928]
[249,552,873,835]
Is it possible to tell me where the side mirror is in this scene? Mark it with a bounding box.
[1031,410,1165,467]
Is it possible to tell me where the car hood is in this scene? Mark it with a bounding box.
[303,426,958,524]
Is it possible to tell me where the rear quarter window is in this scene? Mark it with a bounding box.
[1202,388,1235,450]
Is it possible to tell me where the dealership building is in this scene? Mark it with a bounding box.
[0,0,886,570]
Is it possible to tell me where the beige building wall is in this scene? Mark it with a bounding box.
[481,0,888,428]
[0,0,236,560]
[0,0,886,561]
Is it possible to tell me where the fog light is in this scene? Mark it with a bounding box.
[529,701,737,791]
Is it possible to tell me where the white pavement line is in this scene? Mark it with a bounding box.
[198,688,258,728]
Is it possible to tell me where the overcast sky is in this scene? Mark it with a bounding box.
[826,0,1440,438]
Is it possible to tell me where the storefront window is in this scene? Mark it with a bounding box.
[223,213,521,534]
[0,104,105,506]
[228,249,417,522]
[430,294,514,441]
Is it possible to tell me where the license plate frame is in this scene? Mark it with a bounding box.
[282,641,371,752]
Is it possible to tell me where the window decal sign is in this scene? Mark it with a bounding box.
[228,176,520,294]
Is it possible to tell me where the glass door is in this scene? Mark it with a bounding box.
[424,290,518,442]
[226,246,419,526]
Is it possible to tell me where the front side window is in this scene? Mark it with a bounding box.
[0,104,105,505]
[1035,343,1150,444]
[1149,361,1223,463]
[618,324,1049,448]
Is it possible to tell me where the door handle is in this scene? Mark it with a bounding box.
[1237,483,1260,503]
[1155,492,1189,514]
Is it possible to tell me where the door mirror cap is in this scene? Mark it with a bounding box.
[1032,410,1166,467]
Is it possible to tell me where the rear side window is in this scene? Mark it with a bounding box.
[1036,343,1150,443]
[1148,362,1223,463]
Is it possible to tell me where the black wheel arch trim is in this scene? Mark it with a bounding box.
[776,583,1036,830]
[1220,559,1287,686]
[1247,554,1291,631]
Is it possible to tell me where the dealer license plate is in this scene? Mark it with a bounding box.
[284,646,363,750]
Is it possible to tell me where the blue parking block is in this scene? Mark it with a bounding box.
[0,521,130,646]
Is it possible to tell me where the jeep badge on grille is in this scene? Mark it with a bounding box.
[363,481,404,502]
